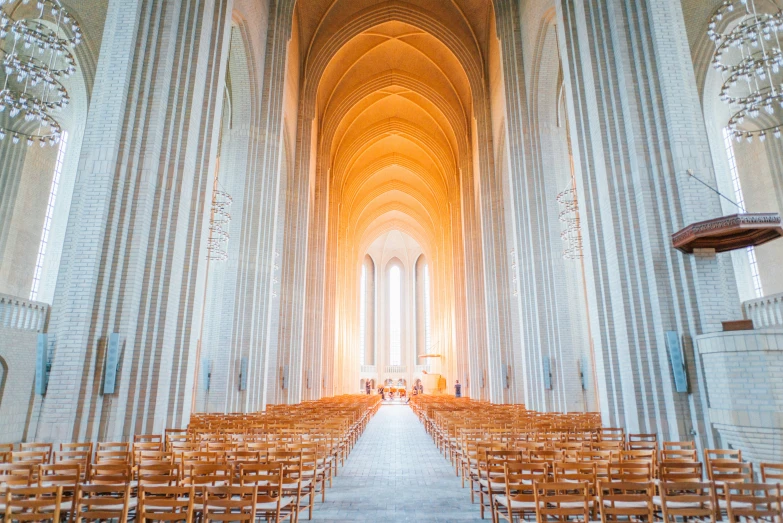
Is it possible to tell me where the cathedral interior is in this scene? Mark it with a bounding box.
[0,0,782,520]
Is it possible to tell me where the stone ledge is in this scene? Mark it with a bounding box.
[710,408,783,429]
[695,329,783,354]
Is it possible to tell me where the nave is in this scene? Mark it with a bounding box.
[312,404,480,522]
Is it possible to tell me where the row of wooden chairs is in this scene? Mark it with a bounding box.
[493,477,783,523]
[2,480,294,523]
[1,394,382,522]
[410,395,783,522]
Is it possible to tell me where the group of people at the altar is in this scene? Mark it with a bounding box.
[363,378,424,400]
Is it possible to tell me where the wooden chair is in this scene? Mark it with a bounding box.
[73,483,132,523]
[534,481,591,523]
[38,464,80,523]
[725,483,783,522]
[661,441,696,462]
[711,462,754,519]
[494,462,547,523]
[202,486,256,523]
[762,463,783,483]
[657,481,716,523]
[138,485,195,523]
[553,462,597,518]
[238,464,294,523]
[3,485,62,523]
[479,451,521,522]
[598,480,654,523]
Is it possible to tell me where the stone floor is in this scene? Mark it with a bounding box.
[311,404,484,522]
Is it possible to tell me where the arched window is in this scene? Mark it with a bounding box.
[415,255,432,357]
[722,127,763,298]
[424,263,432,352]
[359,255,375,366]
[359,264,367,366]
[389,265,402,366]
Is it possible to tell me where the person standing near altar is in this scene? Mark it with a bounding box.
[454,380,462,398]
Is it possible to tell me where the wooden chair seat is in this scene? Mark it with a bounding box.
[494,495,536,510]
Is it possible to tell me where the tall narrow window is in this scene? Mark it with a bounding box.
[389,265,401,366]
[30,132,68,301]
[424,264,432,353]
[359,264,366,366]
[723,128,763,298]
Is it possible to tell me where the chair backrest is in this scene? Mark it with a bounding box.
[74,483,131,523]
[96,442,129,453]
[3,485,62,523]
[663,441,695,451]
[0,444,13,463]
[134,434,163,445]
[658,481,716,523]
[761,463,783,483]
[598,480,654,523]
[59,443,93,457]
[203,485,257,523]
[725,483,783,522]
[19,444,52,464]
[94,450,131,465]
[138,485,195,523]
[11,452,49,467]
[709,461,753,485]
[534,481,591,523]
[659,461,703,482]
[0,463,34,489]
[89,463,132,485]
[661,448,698,462]
[137,462,181,487]
[608,462,652,483]
[705,448,742,469]
[183,464,232,486]
[53,451,91,480]
[599,428,625,442]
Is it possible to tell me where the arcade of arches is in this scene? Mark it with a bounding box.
[1,0,783,477]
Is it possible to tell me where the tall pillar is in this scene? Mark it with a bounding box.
[37,0,232,441]
[554,0,736,446]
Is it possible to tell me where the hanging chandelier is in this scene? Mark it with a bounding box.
[0,0,82,146]
[709,0,783,142]
[207,188,232,261]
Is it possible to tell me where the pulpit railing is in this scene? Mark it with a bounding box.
[743,291,783,328]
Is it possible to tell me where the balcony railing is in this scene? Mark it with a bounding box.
[360,365,376,373]
[743,291,783,328]
[0,293,49,332]
[384,365,407,374]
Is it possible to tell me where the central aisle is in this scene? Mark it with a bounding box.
[312,404,482,522]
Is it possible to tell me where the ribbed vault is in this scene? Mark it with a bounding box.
[284,0,510,400]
